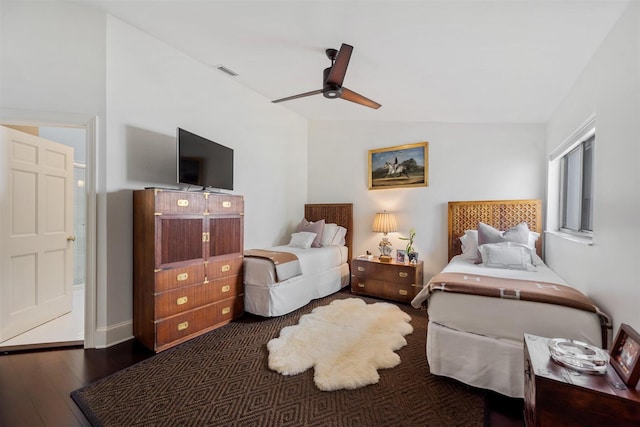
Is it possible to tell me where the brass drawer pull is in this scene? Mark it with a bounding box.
[202,232,210,242]
[357,266,365,272]
[176,296,188,305]
[177,199,189,207]
[411,283,422,288]
[177,321,189,331]
[176,273,188,281]
[222,307,231,315]
[221,264,231,272]
[357,283,365,288]
[221,285,231,293]
[222,201,231,208]
[399,290,408,296]
[399,272,409,278]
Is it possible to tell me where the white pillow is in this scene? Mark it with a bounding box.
[331,226,347,246]
[320,223,339,247]
[288,232,317,249]
[478,242,536,271]
[460,229,540,258]
[459,230,479,259]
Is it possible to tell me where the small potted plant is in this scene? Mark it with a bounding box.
[399,228,418,264]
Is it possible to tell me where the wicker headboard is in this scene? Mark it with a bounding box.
[448,199,542,261]
[305,203,354,261]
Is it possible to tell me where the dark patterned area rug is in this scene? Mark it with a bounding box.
[71,292,484,426]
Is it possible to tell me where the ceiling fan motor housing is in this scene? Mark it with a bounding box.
[323,67,343,99]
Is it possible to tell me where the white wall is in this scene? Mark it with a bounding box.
[0,2,106,115]
[545,2,640,334]
[308,121,546,279]
[1,2,308,347]
[104,16,308,340]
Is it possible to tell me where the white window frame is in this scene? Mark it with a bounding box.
[548,115,596,242]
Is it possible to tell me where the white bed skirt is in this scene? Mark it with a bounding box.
[427,321,525,398]
[244,263,350,317]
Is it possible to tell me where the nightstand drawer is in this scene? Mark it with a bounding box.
[351,258,423,303]
[353,262,417,285]
[352,277,418,303]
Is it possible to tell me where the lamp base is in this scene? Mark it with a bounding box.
[379,255,392,263]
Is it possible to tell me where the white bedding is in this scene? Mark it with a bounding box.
[244,245,350,317]
[413,255,608,398]
[244,245,347,287]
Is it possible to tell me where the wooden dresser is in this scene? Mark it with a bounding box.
[133,189,244,352]
[524,334,640,426]
[351,258,423,304]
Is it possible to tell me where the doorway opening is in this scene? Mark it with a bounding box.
[0,124,89,351]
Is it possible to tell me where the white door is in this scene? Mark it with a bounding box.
[0,126,75,342]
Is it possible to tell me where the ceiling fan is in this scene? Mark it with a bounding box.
[272,43,381,109]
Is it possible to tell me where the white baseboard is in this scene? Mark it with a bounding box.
[93,319,133,349]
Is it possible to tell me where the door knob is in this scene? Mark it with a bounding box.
[67,235,76,242]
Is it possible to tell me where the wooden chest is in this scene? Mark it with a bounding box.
[524,334,640,426]
[133,189,244,352]
[351,258,423,303]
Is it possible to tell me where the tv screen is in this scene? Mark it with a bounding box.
[177,128,234,191]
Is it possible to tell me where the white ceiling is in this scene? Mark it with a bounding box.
[84,0,629,123]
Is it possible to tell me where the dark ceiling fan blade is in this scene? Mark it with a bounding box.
[272,89,323,103]
[326,43,353,87]
[340,87,381,109]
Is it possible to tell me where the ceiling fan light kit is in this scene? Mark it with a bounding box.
[272,43,381,109]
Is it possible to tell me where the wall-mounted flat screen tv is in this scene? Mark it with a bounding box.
[177,128,234,191]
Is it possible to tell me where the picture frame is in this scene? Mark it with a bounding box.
[396,249,406,263]
[610,323,640,388]
[368,142,429,190]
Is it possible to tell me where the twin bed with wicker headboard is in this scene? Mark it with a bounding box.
[243,203,353,317]
[412,199,610,398]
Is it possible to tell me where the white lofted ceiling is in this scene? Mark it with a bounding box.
[84,0,629,123]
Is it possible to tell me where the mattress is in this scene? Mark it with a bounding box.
[422,256,603,347]
[244,245,348,287]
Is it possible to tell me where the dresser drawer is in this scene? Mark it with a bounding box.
[209,274,243,300]
[154,297,243,350]
[353,262,417,285]
[207,256,243,280]
[154,190,205,215]
[154,263,206,293]
[352,277,418,303]
[207,194,244,215]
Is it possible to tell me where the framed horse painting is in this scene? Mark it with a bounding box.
[368,142,429,190]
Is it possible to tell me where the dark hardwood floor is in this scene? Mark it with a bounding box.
[0,339,524,427]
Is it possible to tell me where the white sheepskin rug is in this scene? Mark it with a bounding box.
[267,298,413,391]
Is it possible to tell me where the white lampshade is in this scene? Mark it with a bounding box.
[372,211,398,235]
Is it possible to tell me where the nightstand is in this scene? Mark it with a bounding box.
[524,334,640,427]
[351,258,423,304]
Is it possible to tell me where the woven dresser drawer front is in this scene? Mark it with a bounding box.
[154,264,206,293]
[154,297,243,350]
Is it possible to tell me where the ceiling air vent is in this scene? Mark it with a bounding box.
[216,66,238,77]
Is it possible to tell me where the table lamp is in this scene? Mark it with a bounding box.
[373,211,398,262]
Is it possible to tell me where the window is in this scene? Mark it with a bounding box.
[560,134,594,233]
